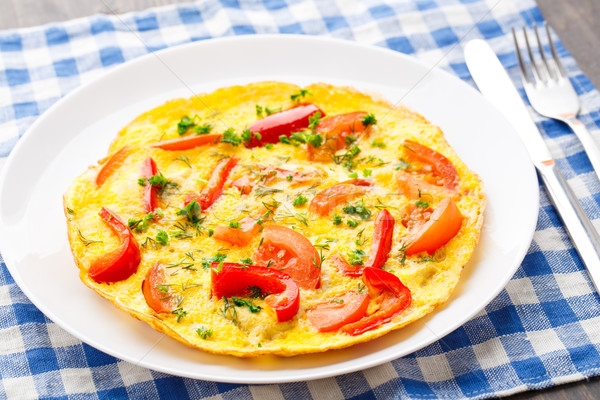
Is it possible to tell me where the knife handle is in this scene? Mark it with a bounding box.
[538,161,600,291]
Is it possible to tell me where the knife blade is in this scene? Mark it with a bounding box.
[464,39,600,293]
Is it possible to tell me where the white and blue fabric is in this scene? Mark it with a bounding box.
[2,0,600,398]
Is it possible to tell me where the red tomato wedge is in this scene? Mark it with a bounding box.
[95,146,130,186]
[88,207,141,284]
[309,181,370,216]
[211,263,300,322]
[252,224,321,290]
[245,103,324,148]
[141,157,159,213]
[307,292,369,332]
[151,134,222,151]
[340,267,412,336]
[405,197,463,255]
[142,263,174,313]
[231,175,253,195]
[185,156,239,210]
[396,170,454,200]
[213,216,260,246]
[308,111,368,161]
[403,140,459,191]
[364,209,395,269]
[331,253,362,277]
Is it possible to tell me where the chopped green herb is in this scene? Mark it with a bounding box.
[347,219,360,228]
[128,212,155,232]
[241,129,252,145]
[177,199,202,224]
[202,253,227,270]
[177,115,196,135]
[172,307,187,322]
[348,172,358,178]
[279,135,291,145]
[330,299,344,304]
[342,201,371,220]
[193,123,212,134]
[208,228,214,237]
[308,112,322,133]
[265,106,281,116]
[156,230,169,246]
[176,154,192,168]
[348,249,366,265]
[265,143,274,150]
[229,221,241,229]
[231,296,262,313]
[361,113,377,127]
[395,159,410,170]
[293,195,307,207]
[221,128,241,146]
[286,174,293,182]
[332,213,342,225]
[415,200,430,209]
[362,168,372,177]
[240,257,253,265]
[345,135,357,145]
[290,89,311,102]
[196,326,213,339]
[256,105,264,118]
[77,229,102,246]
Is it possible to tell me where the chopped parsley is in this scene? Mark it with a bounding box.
[362,168,372,177]
[330,299,344,304]
[308,111,322,133]
[348,249,366,265]
[371,139,386,148]
[220,128,241,146]
[177,115,196,135]
[342,201,371,220]
[128,212,156,232]
[229,221,241,229]
[240,257,254,265]
[265,143,274,150]
[156,230,169,245]
[332,213,342,225]
[345,135,357,145]
[194,123,213,135]
[416,200,430,209]
[196,326,213,340]
[346,219,360,228]
[201,253,227,270]
[231,296,261,313]
[293,195,308,207]
[176,199,202,224]
[248,285,268,299]
[361,113,377,127]
[172,307,187,322]
[290,89,311,102]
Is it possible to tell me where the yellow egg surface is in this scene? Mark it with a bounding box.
[63,82,485,357]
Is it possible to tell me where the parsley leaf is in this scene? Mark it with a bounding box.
[196,326,213,340]
[176,199,201,224]
[290,89,311,102]
[220,128,241,146]
[361,113,377,127]
[156,230,169,245]
[293,195,307,207]
[348,249,366,265]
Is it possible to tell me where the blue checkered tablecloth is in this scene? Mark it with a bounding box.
[2,0,600,398]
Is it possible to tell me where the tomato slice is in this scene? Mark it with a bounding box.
[211,263,300,322]
[396,170,454,200]
[185,156,239,210]
[308,111,368,161]
[141,157,160,213]
[403,140,459,191]
[231,175,253,195]
[213,216,260,246]
[364,209,395,269]
[142,263,174,313]
[151,134,222,151]
[88,207,141,284]
[405,197,463,255]
[309,180,370,216]
[340,267,412,336]
[246,103,324,148]
[252,224,321,290]
[95,146,130,186]
[307,292,369,332]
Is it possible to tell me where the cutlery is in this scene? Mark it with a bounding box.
[513,23,600,182]
[464,39,600,293]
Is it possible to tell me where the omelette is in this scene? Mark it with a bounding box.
[63,82,485,357]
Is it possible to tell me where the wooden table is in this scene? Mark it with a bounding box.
[1,1,599,399]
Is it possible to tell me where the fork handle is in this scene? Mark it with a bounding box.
[564,117,600,181]
[538,160,600,292]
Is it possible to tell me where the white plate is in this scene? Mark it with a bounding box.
[0,35,538,384]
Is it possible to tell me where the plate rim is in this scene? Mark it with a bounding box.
[0,34,539,384]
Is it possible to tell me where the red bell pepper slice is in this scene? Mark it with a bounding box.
[405,197,463,255]
[403,140,459,191]
[211,263,300,322]
[252,224,321,290]
[309,180,371,216]
[307,292,369,332]
[95,146,130,186]
[151,134,222,151]
[213,216,260,246]
[185,156,239,210]
[340,267,412,336]
[364,209,395,269]
[245,103,324,148]
[308,111,368,161]
[142,263,174,313]
[141,157,159,213]
[88,207,141,284]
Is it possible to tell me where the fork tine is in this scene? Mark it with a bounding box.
[512,27,532,84]
[533,23,555,81]
[522,27,542,83]
[545,22,567,79]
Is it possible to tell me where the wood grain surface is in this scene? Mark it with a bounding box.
[1,0,599,399]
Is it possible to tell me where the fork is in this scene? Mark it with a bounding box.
[512,23,600,181]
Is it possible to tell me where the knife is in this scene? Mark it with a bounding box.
[464,39,600,293]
